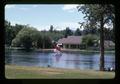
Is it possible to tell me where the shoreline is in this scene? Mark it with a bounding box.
[5,46,115,53]
[6,47,115,53]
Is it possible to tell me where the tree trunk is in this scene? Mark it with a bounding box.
[100,15,105,71]
[113,19,115,42]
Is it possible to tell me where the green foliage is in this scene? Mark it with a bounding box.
[11,38,21,47]
[21,35,33,50]
[64,27,73,37]
[5,21,64,49]
[104,28,114,42]
[82,34,99,47]
[42,35,52,48]
[74,28,82,36]
[12,24,24,36]
[49,25,53,32]
[77,4,115,71]
[12,27,38,50]
[5,20,26,46]
[41,30,64,42]
[36,34,43,48]
[5,20,14,46]
[11,26,53,49]
[77,4,114,25]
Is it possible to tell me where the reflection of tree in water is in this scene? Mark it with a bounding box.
[66,52,95,70]
[80,52,97,56]
[84,55,95,69]
[48,53,59,67]
[90,56,95,69]
[104,54,115,70]
[50,53,62,68]
[112,61,115,70]
[39,53,53,67]
[65,53,95,69]
[73,54,81,69]
[65,53,74,68]
[5,49,13,64]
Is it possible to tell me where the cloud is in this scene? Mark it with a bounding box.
[57,22,81,30]
[24,22,81,31]
[62,4,79,12]
[35,22,81,31]
[8,20,82,31]
[5,5,16,9]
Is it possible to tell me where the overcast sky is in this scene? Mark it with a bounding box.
[5,4,85,31]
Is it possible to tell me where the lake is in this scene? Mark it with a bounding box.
[5,49,115,70]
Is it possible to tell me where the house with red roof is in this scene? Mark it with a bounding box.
[57,36,85,49]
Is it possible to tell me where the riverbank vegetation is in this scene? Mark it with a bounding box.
[5,20,114,51]
[5,65,115,79]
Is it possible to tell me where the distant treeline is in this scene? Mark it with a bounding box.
[5,20,114,50]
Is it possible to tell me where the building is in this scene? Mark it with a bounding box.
[57,36,85,49]
[104,40,115,48]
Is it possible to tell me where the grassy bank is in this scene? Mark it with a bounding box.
[5,65,115,79]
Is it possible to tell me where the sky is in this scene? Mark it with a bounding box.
[5,4,85,31]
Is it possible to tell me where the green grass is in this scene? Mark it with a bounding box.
[5,65,115,79]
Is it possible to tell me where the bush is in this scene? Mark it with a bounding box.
[82,34,99,48]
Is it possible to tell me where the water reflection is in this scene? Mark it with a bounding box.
[73,54,81,69]
[5,49,115,70]
[5,48,12,64]
[54,53,62,62]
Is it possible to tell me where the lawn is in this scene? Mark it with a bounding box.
[5,65,115,79]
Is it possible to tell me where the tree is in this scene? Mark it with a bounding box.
[5,20,27,46]
[49,25,53,32]
[77,4,115,71]
[11,38,21,47]
[12,24,24,36]
[36,34,43,48]
[43,35,52,48]
[79,21,99,35]
[5,20,15,46]
[74,28,82,36]
[104,28,113,40]
[64,27,73,38]
[12,27,38,50]
[21,35,32,50]
[111,28,115,42]
[82,34,99,48]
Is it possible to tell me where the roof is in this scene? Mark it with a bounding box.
[58,36,83,45]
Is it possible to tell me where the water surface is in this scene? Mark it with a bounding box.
[5,49,115,70]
